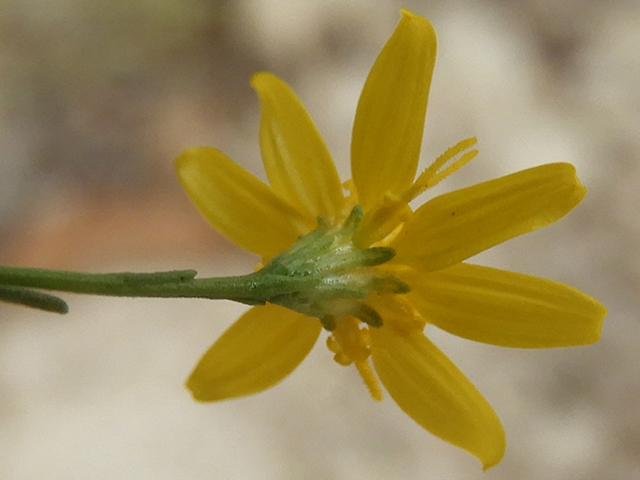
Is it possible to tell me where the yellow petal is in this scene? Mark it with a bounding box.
[176,147,314,258]
[392,163,586,272]
[371,326,505,469]
[403,263,606,348]
[252,72,344,221]
[351,9,437,210]
[187,304,321,402]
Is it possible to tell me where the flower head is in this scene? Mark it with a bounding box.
[175,9,606,469]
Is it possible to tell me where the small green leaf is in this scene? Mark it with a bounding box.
[0,285,69,314]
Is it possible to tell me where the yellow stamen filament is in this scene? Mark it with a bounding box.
[355,359,383,401]
[326,316,383,399]
[425,148,477,188]
[403,136,478,201]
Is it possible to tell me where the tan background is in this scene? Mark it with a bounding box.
[0,0,637,478]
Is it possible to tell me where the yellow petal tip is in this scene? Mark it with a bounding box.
[399,7,420,20]
[400,7,415,17]
[399,8,435,29]
[481,443,506,471]
[475,422,506,470]
[185,378,209,403]
[250,71,274,89]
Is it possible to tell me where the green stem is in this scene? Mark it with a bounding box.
[0,266,270,305]
[0,264,335,308]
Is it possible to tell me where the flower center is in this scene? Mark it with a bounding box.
[257,205,409,329]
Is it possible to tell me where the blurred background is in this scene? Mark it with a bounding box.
[0,0,637,478]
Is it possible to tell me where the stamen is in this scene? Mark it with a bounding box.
[425,148,477,188]
[355,359,383,401]
[328,317,371,363]
[355,138,477,247]
[403,137,478,202]
[326,317,383,399]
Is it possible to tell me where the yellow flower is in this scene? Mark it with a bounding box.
[175,9,606,470]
